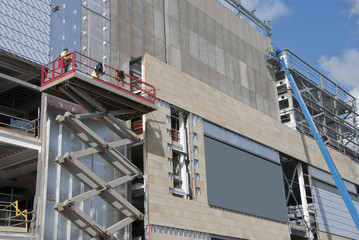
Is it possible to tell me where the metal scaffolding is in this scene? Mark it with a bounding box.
[273,49,359,160]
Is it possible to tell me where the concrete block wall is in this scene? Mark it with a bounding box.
[144,53,359,240]
[110,0,279,119]
[164,0,278,119]
[319,232,355,240]
[190,117,208,204]
[144,55,291,240]
[144,53,359,185]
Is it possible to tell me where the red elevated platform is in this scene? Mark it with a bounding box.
[40,52,157,120]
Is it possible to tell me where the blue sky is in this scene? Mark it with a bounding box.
[241,0,359,100]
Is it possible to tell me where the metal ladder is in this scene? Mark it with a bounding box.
[53,84,143,239]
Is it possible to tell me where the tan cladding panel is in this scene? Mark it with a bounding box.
[144,58,290,239]
[148,194,290,240]
[144,53,359,184]
[319,232,354,240]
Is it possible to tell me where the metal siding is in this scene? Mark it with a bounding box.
[313,187,359,239]
[81,0,111,68]
[50,0,82,60]
[0,0,51,64]
[204,136,288,223]
[309,166,358,195]
[40,103,127,239]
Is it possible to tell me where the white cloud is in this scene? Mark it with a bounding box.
[348,0,359,15]
[319,48,359,99]
[241,0,290,22]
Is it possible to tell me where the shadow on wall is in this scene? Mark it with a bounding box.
[300,133,313,166]
[146,111,166,157]
[266,61,277,83]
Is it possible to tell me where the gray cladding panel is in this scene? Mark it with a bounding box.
[313,186,359,239]
[309,166,358,195]
[164,0,278,119]
[108,0,278,118]
[204,136,288,223]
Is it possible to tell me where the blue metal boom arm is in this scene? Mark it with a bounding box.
[280,57,359,231]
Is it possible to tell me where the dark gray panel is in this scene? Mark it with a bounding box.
[204,136,288,223]
[203,120,279,164]
[309,166,358,195]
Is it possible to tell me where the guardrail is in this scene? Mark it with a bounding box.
[41,51,156,105]
[0,112,38,137]
[1,200,29,232]
[282,49,356,108]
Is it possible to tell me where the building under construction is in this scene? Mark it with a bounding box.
[0,0,359,240]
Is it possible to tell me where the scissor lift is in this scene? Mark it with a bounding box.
[40,52,157,239]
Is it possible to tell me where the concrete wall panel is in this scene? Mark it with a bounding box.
[110,0,276,118]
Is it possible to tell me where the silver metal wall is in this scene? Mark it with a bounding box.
[0,0,51,64]
[309,166,359,239]
[49,0,82,60]
[37,96,129,240]
[81,0,112,68]
[313,187,359,239]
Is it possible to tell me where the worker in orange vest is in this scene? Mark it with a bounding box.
[55,47,72,73]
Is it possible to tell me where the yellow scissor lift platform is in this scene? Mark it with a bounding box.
[40,52,157,239]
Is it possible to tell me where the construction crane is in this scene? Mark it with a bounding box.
[266,48,359,232]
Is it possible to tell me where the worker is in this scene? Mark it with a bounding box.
[91,62,105,78]
[55,47,72,73]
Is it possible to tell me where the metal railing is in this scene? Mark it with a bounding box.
[0,112,39,137]
[217,0,271,37]
[283,49,356,108]
[0,200,29,232]
[41,51,156,105]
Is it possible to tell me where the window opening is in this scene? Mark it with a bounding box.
[131,116,143,135]
[169,107,192,199]
[280,154,319,240]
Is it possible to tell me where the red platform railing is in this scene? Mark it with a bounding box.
[41,51,156,104]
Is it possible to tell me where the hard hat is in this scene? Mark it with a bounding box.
[63,46,68,50]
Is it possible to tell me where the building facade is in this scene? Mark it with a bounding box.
[0,0,358,240]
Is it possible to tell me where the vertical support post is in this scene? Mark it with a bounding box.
[188,113,196,201]
[143,114,150,240]
[297,163,313,240]
[179,112,186,151]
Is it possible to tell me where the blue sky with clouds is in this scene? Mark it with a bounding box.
[241,0,359,99]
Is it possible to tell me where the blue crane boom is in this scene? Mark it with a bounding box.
[278,53,359,231]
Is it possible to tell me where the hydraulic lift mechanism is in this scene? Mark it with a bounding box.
[267,48,359,232]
